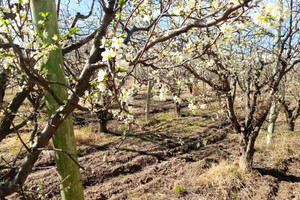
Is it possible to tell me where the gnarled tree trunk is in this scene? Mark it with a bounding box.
[96,108,113,133]
[239,130,259,171]
[282,101,299,132]
[287,119,295,132]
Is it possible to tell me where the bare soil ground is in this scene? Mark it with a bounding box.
[2,92,300,200]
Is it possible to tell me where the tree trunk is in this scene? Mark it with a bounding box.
[0,69,7,106]
[0,80,34,142]
[96,109,112,133]
[175,101,181,117]
[145,80,152,121]
[100,120,108,133]
[30,1,84,200]
[267,100,278,144]
[286,119,295,132]
[267,0,282,145]
[281,101,296,132]
[239,131,258,171]
[188,83,193,94]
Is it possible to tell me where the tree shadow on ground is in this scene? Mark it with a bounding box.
[255,168,300,183]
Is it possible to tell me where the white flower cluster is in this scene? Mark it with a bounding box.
[153,84,168,101]
[97,37,137,125]
[0,3,60,77]
[220,24,234,38]
[187,97,198,114]
[97,69,107,92]
[111,109,134,125]
[99,37,131,92]
[252,3,290,29]
[188,103,197,114]
[119,88,134,106]
[173,95,182,104]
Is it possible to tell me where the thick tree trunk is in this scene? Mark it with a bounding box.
[239,131,258,171]
[282,101,297,132]
[30,1,84,200]
[96,109,112,133]
[100,120,108,133]
[286,119,295,132]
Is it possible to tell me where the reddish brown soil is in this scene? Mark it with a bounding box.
[4,93,300,200]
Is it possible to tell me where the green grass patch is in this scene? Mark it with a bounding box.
[173,185,185,193]
[157,112,174,121]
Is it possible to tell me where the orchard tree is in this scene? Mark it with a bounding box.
[280,67,300,131]
[0,0,85,199]
[169,1,298,170]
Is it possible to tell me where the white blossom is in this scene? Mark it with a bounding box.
[111,37,125,50]
[97,82,106,92]
[97,69,106,82]
[101,48,117,61]
[173,95,182,104]
[188,103,197,114]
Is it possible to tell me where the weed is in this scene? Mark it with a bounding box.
[173,185,185,193]
[37,182,44,198]
[157,113,173,121]
[255,132,300,164]
[231,191,238,200]
[75,126,107,145]
[286,130,300,136]
[197,161,250,198]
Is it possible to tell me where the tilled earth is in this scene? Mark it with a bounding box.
[4,94,300,200]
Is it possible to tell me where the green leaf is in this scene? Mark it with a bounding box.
[11,147,17,152]
[119,0,125,7]
[261,17,269,22]
[90,81,97,86]
[39,12,51,21]
[117,12,121,19]
[103,155,108,162]
[69,27,79,35]
[0,18,7,25]
[117,67,128,73]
